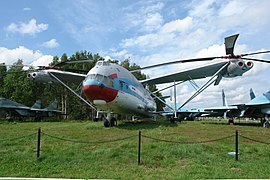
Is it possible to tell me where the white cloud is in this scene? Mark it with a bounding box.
[6,19,48,35]
[123,2,165,33]
[121,33,176,49]
[23,7,31,11]
[160,17,193,34]
[30,55,54,66]
[0,46,53,66]
[144,13,164,32]
[41,39,59,48]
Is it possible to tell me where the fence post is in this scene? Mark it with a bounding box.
[235,129,238,161]
[37,127,41,160]
[138,130,141,165]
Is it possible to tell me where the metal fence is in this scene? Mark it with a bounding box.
[1,128,270,165]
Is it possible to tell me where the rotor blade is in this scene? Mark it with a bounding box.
[241,50,270,57]
[224,34,239,55]
[63,68,89,74]
[56,59,94,67]
[131,57,218,72]
[241,57,270,63]
[0,64,33,68]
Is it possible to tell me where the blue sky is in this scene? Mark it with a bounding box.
[1,0,270,108]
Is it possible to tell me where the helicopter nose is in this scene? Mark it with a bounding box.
[82,81,118,102]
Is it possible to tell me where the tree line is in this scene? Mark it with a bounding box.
[0,51,164,120]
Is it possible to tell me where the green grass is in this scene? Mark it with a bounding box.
[0,119,270,179]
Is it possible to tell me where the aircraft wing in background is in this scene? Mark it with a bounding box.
[140,61,228,85]
[0,98,30,111]
[238,91,270,117]
[27,69,87,84]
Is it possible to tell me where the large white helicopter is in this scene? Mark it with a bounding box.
[25,34,270,127]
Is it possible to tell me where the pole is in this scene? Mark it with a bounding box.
[173,81,177,119]
[138,130,141,165]
[37,127,41,160]
[235,129,238,161]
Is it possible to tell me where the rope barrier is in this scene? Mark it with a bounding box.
[142,134,234,144]
[239,134,270,145]
[0,133,36,141]
[42,132,137,144]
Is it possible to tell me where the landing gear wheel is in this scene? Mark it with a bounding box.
[263,121,270,128]
[110,118,117,126]
[94,118,99,122]
[228,119,234,125]
[170,117,176,123]
[104,120,111,127]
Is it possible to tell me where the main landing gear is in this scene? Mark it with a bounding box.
[103,113,117,128]
[261,116,270,128]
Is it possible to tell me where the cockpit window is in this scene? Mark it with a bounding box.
[96,74,104,82]
[87,74,114,87]
[96,61,110,66]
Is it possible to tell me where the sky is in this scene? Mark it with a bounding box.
[0,0,270,109]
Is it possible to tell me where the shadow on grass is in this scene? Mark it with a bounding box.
[116,118,180,130]
[202,120,262,127]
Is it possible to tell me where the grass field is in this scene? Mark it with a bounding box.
[0,118,270,179]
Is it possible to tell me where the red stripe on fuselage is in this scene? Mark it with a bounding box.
[83,85,118,102]
[109,73,118,78]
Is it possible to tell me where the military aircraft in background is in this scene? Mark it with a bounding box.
[163,89,238,121]
[188,88,270,127]
[233,88,270,127]
[0,98,62,121]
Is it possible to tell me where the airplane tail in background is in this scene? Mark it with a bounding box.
[44,99,58,111]
[31,100,42,109]
[250,88,256,100]
[222,89,228,107]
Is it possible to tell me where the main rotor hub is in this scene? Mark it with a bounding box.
[221,55,242,59]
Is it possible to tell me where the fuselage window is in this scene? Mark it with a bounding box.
[108,79,114,87]
[119,81,123,90]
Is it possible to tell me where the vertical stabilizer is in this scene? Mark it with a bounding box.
[222,89,228,107]
[45,99,58,111]
[224,34,239,55]
[31,100,42,109]
[250,88,256,100]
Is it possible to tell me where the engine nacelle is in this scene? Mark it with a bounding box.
[225,60,253,77]
[27,71,57,83]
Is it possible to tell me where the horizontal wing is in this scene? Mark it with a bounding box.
[140,61,228,85]
[49,70,87,83]
[0,98,30,110]
[204,106,238,111]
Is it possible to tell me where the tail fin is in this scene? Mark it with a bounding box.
[45,99,58,111]
[222,89,228,107]
[250,88,256,100]
[31,100,42,109]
